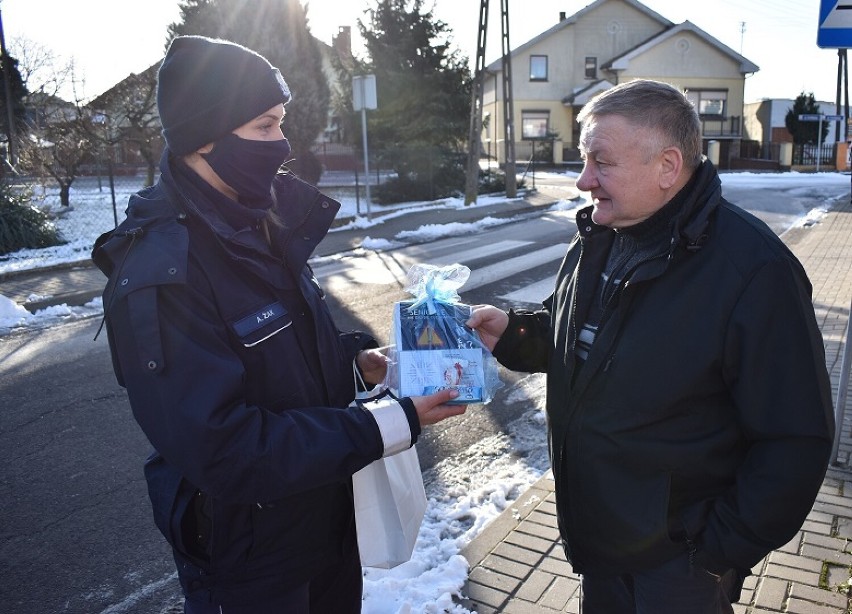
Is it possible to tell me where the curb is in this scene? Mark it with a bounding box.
[24,289,103,313]
[0,257,94,282]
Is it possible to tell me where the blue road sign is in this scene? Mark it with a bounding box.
[819,1,852,48]
[798,114,845,121]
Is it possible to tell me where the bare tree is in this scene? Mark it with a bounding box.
[8,34,94,199]
[88,63,161,186]
[7,36,71,99]
[17,100,95,208]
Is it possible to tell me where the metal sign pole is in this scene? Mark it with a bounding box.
[360,103,371,220]
[818,116,823,172]
[353,74,377,221]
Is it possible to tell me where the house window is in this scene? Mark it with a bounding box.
[522,110,550,139]
[585,57,597,79]
[530,55,548,81]
[686,90,727,118]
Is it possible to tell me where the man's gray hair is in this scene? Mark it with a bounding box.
[576,79,703,170]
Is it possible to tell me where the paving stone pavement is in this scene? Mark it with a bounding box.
[458,199,852,613]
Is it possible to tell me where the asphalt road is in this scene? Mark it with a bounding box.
[0,210,577,614]
[1,173,849,613]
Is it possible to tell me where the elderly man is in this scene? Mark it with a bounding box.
[467,79,834,613]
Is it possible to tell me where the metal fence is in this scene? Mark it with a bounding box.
[1,141,427,241]
[2,173,151,272]
[793,142,837,166]
[1,166,386,273]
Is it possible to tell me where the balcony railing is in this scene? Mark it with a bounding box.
[700,115,741,138]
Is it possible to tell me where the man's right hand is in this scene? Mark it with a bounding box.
[466,305,509,352]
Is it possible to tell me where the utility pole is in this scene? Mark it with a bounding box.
[465,0,516,202]
[739,21,746,55]
[499,0,517,198]
[464,0,489,206]
[0,7,17,168]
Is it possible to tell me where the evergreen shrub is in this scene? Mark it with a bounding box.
[373,149,466,204]
[0,183,64,256]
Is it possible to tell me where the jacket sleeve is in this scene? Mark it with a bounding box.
[697,256,835,573]
[339,330,378,358]
[106,278,411,506]
[492,304,553,373]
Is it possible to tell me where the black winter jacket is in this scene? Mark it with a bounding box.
[493,160,834,576]
[92,154,417,604]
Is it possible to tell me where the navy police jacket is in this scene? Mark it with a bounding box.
[92,153,418,602]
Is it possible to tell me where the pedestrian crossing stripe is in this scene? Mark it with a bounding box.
[461,244,568,292]
[500,275,558,305]
[313,239,567,304]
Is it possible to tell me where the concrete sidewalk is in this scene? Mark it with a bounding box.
[458,199,852,613]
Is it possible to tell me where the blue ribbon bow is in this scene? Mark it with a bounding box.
[405,264,471,315]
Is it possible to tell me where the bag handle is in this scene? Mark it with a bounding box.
[352,355,399,405]
[353,356,368,395]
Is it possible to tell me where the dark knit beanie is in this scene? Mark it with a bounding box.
[157,35,291,156]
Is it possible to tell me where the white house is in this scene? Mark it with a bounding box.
[480,0,759,168]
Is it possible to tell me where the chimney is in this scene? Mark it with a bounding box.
[333,26,355,70]
[333,26,352,55]
[559,11,567,21]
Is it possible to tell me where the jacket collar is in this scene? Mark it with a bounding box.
[158,149,340,274]
[576,158,722,254]
[671,159,722,252]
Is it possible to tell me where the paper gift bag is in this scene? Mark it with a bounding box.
[353,445,427,569]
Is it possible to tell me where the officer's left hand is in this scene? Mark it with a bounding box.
[356,347,389,386]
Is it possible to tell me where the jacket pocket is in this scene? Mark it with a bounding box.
[144,453,195,553]
[229,301,293,347]
[179,490,214,564]
[247,485,346,562]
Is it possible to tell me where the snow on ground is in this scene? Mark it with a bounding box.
[1,169,849,612]
[0,293,104,333]
[2,169,847,334]
[361,373,550,614]
[0,173,557,612]
[0,174,547,332]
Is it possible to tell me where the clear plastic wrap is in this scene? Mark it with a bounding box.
[386,263,502,404]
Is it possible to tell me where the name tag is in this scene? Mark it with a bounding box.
[233,302,288,337]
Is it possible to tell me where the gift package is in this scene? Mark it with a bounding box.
[387,263,501,404]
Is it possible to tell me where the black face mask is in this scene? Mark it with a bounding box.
[201,133,292,209]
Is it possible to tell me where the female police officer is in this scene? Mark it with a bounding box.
[92,36,464,613]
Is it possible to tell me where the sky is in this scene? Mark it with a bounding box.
[0,0,844,106]
[1,169,849,611]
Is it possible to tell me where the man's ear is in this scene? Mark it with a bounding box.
[658,146,684,189]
